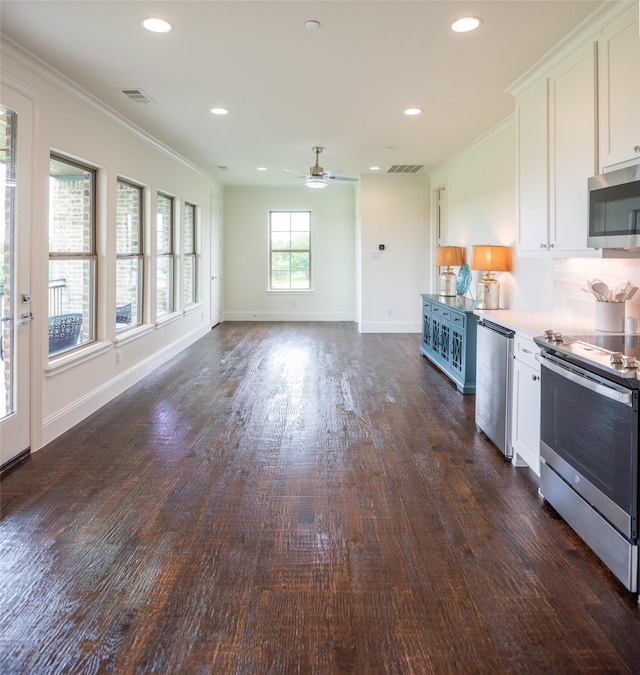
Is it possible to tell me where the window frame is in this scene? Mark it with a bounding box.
[268,210,312,291]
[183,201,198,308]
[156,192,175,318]
[115,178,144,332]
[48,153,97,357]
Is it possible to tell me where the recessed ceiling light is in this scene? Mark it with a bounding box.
[451,17,482,33]
[210,107,229,115]
[404,108,422,116]
[257,167,267,171]
[370,166,381,171]
[142,17,173,33]
[304,20,321,30]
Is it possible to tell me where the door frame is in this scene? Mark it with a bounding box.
[1,73,45,465]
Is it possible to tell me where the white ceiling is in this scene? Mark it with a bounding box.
[1,0,606,187]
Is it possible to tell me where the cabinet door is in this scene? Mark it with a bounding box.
[516,79,549,252]
[422,309,432,351]
[549,41,597,251]
[598,6,640,168]
[511,358,541,475]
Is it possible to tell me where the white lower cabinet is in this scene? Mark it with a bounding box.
[511,335,541,475]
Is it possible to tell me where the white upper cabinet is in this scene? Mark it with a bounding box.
[515,42,597,254]
[548,42,597,251]
[598,6,640,169]
[516,80,549,252]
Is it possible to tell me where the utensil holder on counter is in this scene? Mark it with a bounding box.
[595,301,625,332]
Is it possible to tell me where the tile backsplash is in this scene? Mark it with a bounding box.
[554,257,640,325]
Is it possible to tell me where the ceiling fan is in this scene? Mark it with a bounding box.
[285,147,359,188]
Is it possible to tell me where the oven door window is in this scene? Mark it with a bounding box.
[540,364,638,517]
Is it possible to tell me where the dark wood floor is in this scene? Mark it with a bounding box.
[1,322,639,674]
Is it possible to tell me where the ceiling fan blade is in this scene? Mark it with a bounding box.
[282,168,307,176]
[327,175,359,182]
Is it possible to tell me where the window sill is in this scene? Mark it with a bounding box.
[183,302,203,317]
[266,289,314,294]
[155,310,182,328]
[46,340,111,377]
[115,323,155,346]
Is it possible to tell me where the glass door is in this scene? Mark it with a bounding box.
[0,86,33,467]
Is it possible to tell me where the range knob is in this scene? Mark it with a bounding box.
[544,329,554,341]
[610,352,624,364]
[552,332,563,342]
[622,355,638,370]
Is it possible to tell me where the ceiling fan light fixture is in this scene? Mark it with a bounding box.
[305,177,328,189]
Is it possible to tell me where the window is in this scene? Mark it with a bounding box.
[48,155,96,356]
[269,211,311,290]
[156,193,174,317]
[116,179,143,330]
[183,202,197,306]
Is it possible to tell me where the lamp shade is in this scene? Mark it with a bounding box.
[470,245,509,272]
[435,246,464,267]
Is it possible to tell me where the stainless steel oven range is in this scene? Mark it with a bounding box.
[534,330,639,595]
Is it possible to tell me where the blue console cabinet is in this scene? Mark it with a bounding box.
[420,294,478,394]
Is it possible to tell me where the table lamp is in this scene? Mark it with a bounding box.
[470,245,509,309]
[435,246,464,296]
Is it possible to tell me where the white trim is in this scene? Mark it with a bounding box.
[40,324,210,447]
[428,115,514,179]
[0,36,221,185]
[358,321,421,334]
[45,341,112,377]
[224,311,356,322]
[115,322,155,346]
[506,0,634,98]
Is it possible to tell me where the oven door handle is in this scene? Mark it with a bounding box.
[536,353,633,407]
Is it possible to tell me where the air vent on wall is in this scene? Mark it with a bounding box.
[120,88,155,104]
[387,165,424,174]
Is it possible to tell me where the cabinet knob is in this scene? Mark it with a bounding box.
[532,374,539,381]
[635,145,640,154]
[540,243,546,249]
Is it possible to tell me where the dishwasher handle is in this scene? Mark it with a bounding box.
[478,319,515,338]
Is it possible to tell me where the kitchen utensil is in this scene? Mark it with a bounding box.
[587,279,604,302]
[627,287,638,301]
[590,279,609,302]
[614,282,630,302]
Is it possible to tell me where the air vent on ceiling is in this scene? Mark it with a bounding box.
[217,166,230,172]
[387,164,424,174]
[120,88,155,104]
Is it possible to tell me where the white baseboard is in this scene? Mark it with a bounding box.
[41,324,211,447]
[358,320,421,333]
[223,311,356,322]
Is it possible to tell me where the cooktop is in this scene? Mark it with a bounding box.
[534,331,640,384]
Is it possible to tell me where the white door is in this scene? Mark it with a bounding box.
[210,193,222,327]
[0,86,33,467]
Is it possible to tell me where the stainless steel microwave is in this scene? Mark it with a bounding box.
[588,164,640,249]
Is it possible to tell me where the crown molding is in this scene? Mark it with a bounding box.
[0,34,219,184]
[506,0,635,98]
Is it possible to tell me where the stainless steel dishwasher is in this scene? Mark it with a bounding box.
[475,319,515,458]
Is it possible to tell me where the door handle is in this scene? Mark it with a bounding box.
[20,312,34,324]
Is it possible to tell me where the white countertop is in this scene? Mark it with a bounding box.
[473,310,596,340]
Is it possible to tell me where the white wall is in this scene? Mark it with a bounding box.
[223,185,356,321]
[358,174,430,333]
[428,119,554,311]
[224,185,355,321]
[1,47,221,450]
